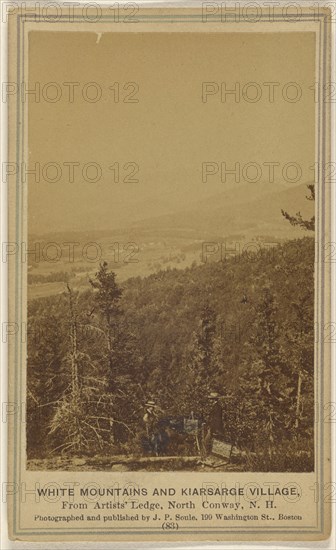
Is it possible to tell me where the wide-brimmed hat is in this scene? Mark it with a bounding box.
[209,392,221,399]
[145,401,156,407]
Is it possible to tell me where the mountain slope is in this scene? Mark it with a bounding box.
[129,182,315,239]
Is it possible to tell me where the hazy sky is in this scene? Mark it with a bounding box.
[28,31,315,234]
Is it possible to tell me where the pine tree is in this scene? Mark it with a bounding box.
[240,289,287,453]
[89,262,142,444]
[89,262,122,392]
[281,184,315,231]
[182,304,217,419]
[27,300,68,457]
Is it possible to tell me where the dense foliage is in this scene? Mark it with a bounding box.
[27,237,314,471]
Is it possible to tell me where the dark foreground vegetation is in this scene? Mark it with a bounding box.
[27,237,314,471]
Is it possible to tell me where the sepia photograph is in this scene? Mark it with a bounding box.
[25,29,316,473]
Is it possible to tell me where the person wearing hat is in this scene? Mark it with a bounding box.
[143,400,166,455]
[208,392,224,438]
[143,401,158,438]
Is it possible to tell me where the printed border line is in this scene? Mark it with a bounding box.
[13,10,327,537]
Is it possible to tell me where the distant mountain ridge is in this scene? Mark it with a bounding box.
[30,182,314,241]
[129,181,314,239]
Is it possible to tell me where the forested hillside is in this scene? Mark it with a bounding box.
[27,236,314,471]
